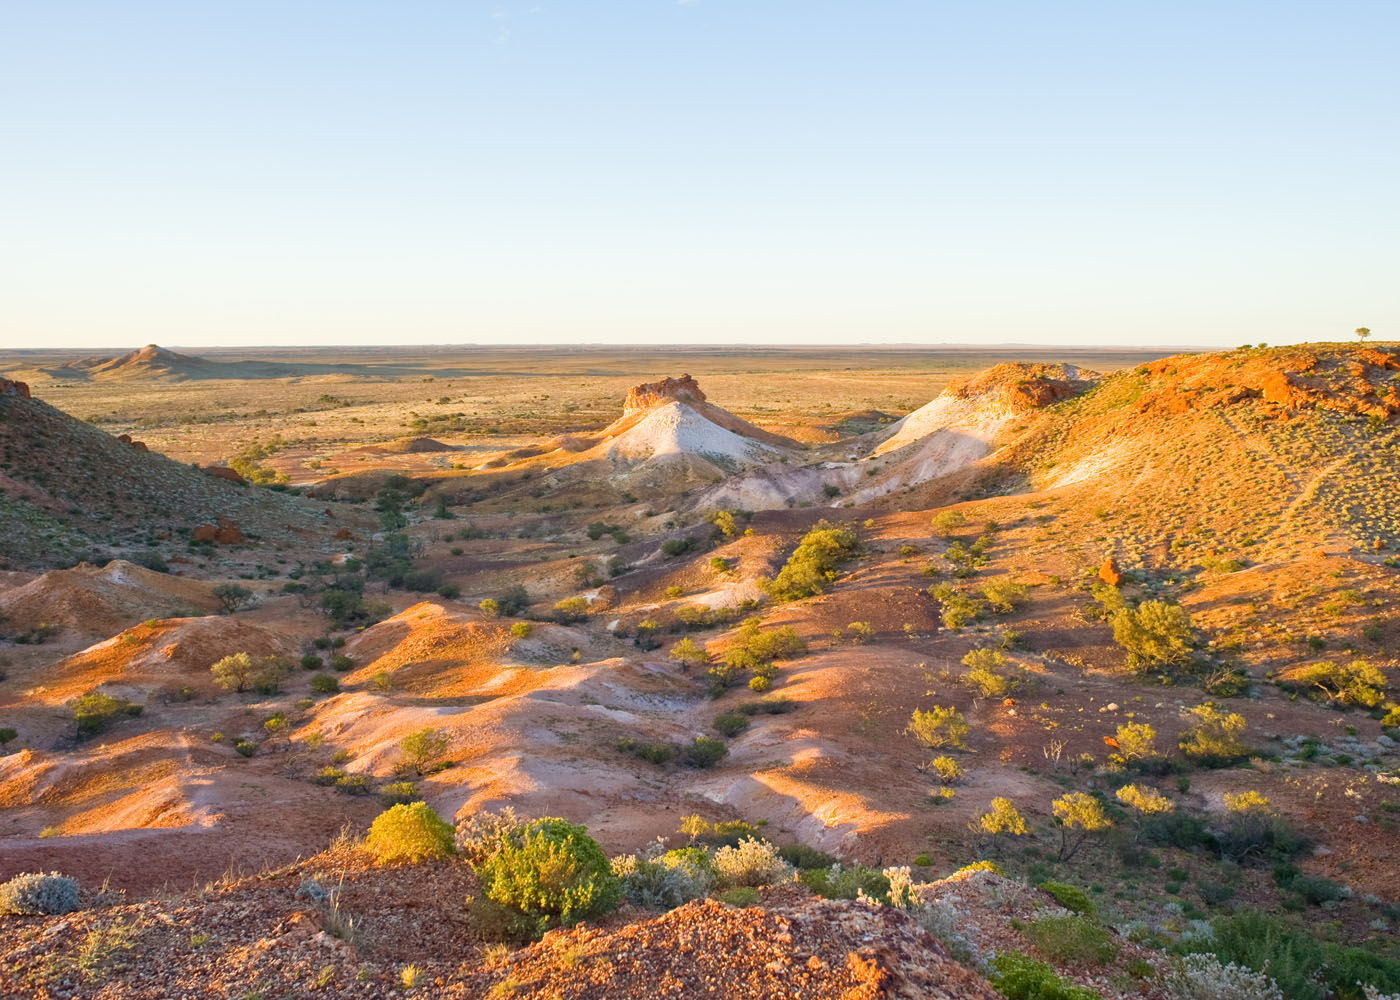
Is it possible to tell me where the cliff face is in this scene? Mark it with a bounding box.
[623,375,706,413]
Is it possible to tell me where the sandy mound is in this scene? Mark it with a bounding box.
[39,614,294,700]
[0,560,216,637]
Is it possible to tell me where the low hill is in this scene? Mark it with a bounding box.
[0,378,339,567]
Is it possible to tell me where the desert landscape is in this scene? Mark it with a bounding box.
[1,340,1397,999]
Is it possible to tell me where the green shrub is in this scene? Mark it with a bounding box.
[989,951,1102,1000]
[366,802,456,865]
[799,863,890,901]
[1037,880,1095,916]
[1111,599,1193,670]
[616,736,676,765]
[476,817,621,937]
[778,843,836,870]
[211,652,290,694]
[713,712,750,738]
[379,780,420,806]
[1209,910,1326,1000]
[763,521,860,601]
[309,673,340,694]
[711,838,793,888]
[1024,915,1118,965]
[300,654,323,670]
[399,727,451,775]
[1179,703,1248,764]
[1275,660,1387,708]
[719,886,760,906]
[683,737,728,769]
[927,755,964,783]
[0,872,81,916]
[907,705,969,748]
[552,597,589,623]
[71,692,142,737]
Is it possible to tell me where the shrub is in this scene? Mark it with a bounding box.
[799,863,889,901]
[683,736,728,769]
[1052,792,1113,861]
[552,597,589,623]
[309,673,340,694]
[0,727,16,750]
[1208,910,1327,1000]
[713,712,750,738]
[611,849,711,909]
[982,578,1029,614]
[366,802,457,865]
[1114,721,1159,762]
[477,818,622,937]
[211,652,290,694]
[1025,914,1119,964]
[400,727,451,775]
[1112,599,1194,670]
[508,621,532,639]
[928,755,964,783]
[930,510,967,537]
[1215,791,1301,863]
[778,844,836,870]
[0,872,81,916]
[962,647,1014,698]
[71,692,142,737]
[711,838,793,888]
[1037,880,1095,915]
[329,653,354,672]
[1276,660,1387,709]
[455,807,524,865]
[379,780,419,806]
[930,587,985,629]
[763,521,860,601]
[616,736,676,765]
[301,654,323,670]
[488,584,530,617]
[1179,703,1248,764]
[974,797,1028,852]
[212,583,256,614]
[668,637,709,671]
[989,951,1102,1000]
[1163,953,1283,1000]
[907,706,969,749]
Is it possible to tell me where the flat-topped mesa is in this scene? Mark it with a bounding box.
[623,374,707,413]
[0,379,31,400]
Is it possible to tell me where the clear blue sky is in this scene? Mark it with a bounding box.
[1,1,1395,349]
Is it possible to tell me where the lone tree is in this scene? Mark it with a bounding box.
[668,637,709,673]
[211,653,288,694]
[212,583,256,615]
[1052,791,1112,861]
[972,797,1028,856]
[1356,327,1371,342]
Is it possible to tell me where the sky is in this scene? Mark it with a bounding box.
[1,1,1396,350]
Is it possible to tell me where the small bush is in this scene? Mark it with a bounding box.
[477,817,622,937]
[927,755,964,783]
[1112,599,1194,670]
[1179,703,1248,764]
[763,521,860,601]
[1037,880,1095,916]
[1163,953,1283,1000]
[616,736,676,765]
[366,802,456,864]
[400,727,451,775]
[778,843,836,870]
[0,872,81,916]
[799,863,889,901]
[211,652,290,694]
[713,712,750,738]
[1276,660,1387,709]
[1025,914,1119,964]
[611,849,712,909]
[310,673,340,694]
[71,692,142,737]
[907,706,969,749]
[711,838,793,888]
[552,597,589,623]
[301,654,323,670]
[455,807,523,865]
[683,736,728,769]
[379,780,420,806]
[989,951,1102,1000]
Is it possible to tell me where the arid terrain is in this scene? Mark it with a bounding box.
[1,342,1398,1000]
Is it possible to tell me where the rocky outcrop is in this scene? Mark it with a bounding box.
[0,378,31,399]
[193,518,245,544]
[944,364,1098,410]
[116,434,149,452]
[623,374,706,413]
[205,466,247,485]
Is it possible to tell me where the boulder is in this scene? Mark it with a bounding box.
[0,379,31,399]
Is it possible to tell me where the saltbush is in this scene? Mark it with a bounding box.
[0,872,80,916]
[611,846,712,909]
[477,817,622,937]
[763,521,860,601]
[799,863,889,901]
[1037,880,1095,916]
[1163,954,1283,1000]
[1025,914,1119,964]
[365,802,457,864]
[711,838,793,888]
[71,691,142,737]
[455,807,523,865]
[907,705,969,749]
